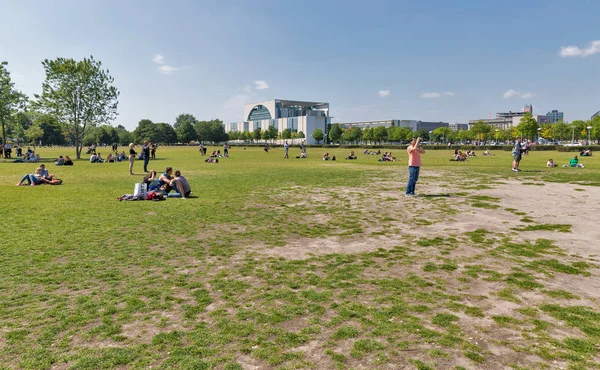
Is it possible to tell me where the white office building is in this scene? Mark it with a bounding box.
[224,99,330,144]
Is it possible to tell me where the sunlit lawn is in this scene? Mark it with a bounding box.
[1,146,599,369]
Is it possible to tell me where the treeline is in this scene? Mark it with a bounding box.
[322,113,600,144]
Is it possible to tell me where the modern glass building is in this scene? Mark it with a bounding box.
[546,110,564,123]
[224,99,330,144]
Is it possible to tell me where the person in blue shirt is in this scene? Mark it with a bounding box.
[512,138,522,172]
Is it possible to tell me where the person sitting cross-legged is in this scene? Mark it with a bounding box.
[170,170,192,198]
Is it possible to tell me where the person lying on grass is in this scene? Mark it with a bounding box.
[205,158,219,163]
[16,168,62,186]
[16,167,43,186]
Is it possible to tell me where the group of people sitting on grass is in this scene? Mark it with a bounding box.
[90,151,128,163]
[580,149,593,157]
[363,149,381,155]
[378,152,396,162]
[546,155,585,168]
[210,150,225,158]
[54,156,74,165]
[16,164,62,186]
[322,152,336,161]
[346,151,358,160]
[143,167,191,198]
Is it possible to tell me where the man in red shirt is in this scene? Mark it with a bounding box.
[406,137,425,197]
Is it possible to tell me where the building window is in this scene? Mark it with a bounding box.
[248,105,272,121]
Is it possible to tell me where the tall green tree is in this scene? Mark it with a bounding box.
[156,123,177,144]
[267,125,278,142]
[35,113,66,145]
[133,119,158,143]
[373,125,388,143]
[0,61,28,145]
[516,113,539,140]
[24,125,43,145]
[328,124,342,143]
[174,113,198,130]
[34,56,119,158]
[312,128,324,144]
[470,120,491,141]
[281,128,292,140]
[176,120,197,143]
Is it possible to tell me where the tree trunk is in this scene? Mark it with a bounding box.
[1,117,6,148]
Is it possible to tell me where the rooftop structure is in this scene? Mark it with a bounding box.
[224,99,330,144]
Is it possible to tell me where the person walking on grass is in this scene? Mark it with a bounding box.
[142,140,151,173]
[128,143,137,175]
[512,138,522,172]
[284,141,289,159]
[406,137,425,197]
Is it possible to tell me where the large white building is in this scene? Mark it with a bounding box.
[224,99,330,144]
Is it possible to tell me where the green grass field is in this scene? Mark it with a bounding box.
[2,146,600,369]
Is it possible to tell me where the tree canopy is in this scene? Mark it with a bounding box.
[0,61,28,145]
[33,56,119,158]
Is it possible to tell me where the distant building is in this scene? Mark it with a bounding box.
[592,111,600,120]
[224,99,330,144]
[546,110,564,123]
[470,105,535,130]
[339,119,449,132]
[468,118,515,130]
[449,122,469,131]
[533,115,552,124]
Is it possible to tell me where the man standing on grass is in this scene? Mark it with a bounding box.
[512,138,522,172]
[406,137,425,197]
[284,141,289,159]
[142,140,151,173]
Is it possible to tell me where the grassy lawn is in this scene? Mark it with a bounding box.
[2,146,600,369]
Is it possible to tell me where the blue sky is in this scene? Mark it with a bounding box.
[1,0,599,129]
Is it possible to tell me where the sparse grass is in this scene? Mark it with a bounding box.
[513,224,572,233]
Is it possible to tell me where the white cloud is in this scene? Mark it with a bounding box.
[152,54,165,64]
[158,65,179,74]
[378,90,390,98]
[421,91,455,99]
[12,73,24,79]
[254,80,269,90]
[520,92,534,99]
[503,89,520,99]
[559,40,600,58]
[503,89,534,99]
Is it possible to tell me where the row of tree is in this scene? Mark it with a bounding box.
[0,58,232,158]
[320,113,600,145]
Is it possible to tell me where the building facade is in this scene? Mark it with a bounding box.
[224,99,330,144]
[339,119,449,132]
[546,110,564,123]
[449,122,469,131]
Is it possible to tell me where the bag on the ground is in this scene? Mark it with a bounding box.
[146,191,165,201]
[133,183,147,197]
